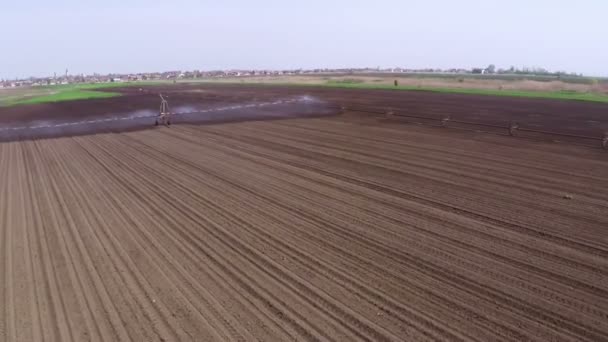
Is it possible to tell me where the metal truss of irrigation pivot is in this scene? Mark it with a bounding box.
[335,105,608,150]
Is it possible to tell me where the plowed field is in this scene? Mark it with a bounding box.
[1,113,607,341]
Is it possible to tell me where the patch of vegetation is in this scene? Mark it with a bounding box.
[322,72,608,85]
[13,89,120,105]
[322,82,608,103]
[196,80,608,103]
[326,78,365,85]
[0,82,162,107]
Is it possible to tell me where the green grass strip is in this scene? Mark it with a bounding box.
[320,82,608,103]
[13,89,120,105]
[0,81,170,107]
[188,79,608,103]
[3,79,607,106]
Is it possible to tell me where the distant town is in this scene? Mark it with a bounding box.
[0,66,588,88]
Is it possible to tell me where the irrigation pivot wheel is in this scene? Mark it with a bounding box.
[157,93,172,126]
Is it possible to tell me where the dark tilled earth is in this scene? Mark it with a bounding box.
[0,83,607,143]
[1,83,608,341]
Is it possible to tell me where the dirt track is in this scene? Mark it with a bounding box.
[1,112,607,341]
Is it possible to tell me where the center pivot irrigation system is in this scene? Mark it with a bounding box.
[148,95,606,149]
[339,105,608,149]
[156,94,172,126]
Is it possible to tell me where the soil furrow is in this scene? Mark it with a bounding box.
[2,109,607,341]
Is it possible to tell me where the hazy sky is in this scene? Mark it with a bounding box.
[2,0,607,79]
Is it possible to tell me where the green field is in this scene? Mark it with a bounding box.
[320,72,608,85]
[188,78,608,104]
[321,82,608,103]
[0,82,163,107]
[2,78,608,107]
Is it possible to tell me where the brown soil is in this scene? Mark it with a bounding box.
[1,108,607,341]
[1,83,607,140]
[2,85,608,341]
